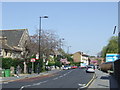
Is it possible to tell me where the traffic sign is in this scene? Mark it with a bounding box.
[36,54,39,60]
[106,54,120,62]
[31,58,36,62]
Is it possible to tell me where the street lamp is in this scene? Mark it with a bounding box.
[67,46,71,54]
[60,38,64,50]
[38,16,48,74]
[113,26,120,54]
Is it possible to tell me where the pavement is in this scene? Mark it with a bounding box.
[88,69,120,89]
[0,69,62,84]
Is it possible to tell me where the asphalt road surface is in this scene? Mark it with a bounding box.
[2,68,94,90]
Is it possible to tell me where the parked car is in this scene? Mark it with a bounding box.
[63,66,71,70]
[86,65,95,73]
[67,66,72,69]
[71,66,78,69]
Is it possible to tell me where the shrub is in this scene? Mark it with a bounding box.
[2,58,13,69]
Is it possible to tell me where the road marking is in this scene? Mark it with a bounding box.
[85,73,96,87]
[63,74,66,76]
[20,80,48,90]
[19,86,25,90]
[20,70,74,89]
[78,84,86,86]
[77,73,96,90]
[41,80,48,83]
[53,77,58,80]
[3,82,9,84]
[59,76,63,78]
[32,83,41,86]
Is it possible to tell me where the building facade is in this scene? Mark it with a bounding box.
[73,51,89,66]
[0,29,30,59]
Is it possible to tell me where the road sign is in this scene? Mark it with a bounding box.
[106,54,120,62]
[31,58,36,62]
[36,54,39,60]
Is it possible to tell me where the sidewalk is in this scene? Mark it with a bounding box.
[88,69,119,89]
[0,69,61,84]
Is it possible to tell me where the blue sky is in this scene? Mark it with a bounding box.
[2,2,118,56]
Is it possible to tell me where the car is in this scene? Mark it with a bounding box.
[86,65,95,73]
[67,66,72,69]
[63,66,71,70]
[71,66,78,69]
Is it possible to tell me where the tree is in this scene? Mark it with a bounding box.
[101,36,118,58]
[26,30,65,72]
[28,30,63,57]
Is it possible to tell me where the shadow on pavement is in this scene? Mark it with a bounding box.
[97,74,120,90]
[100,75,110,80]
[97,84,109,88]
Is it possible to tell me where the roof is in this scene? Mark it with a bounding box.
[0,42,13,50]
[0,42,22,52]
[0,29,27,47]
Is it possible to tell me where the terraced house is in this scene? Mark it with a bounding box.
[0,29,30,59]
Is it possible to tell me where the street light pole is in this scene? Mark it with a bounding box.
[67,46,71,54]
[38,16,48,74]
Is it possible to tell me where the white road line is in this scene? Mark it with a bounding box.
[20,70,74,90]
[32,83,41,86]
[53,77,58,80]
[59,76,63,78]
[19,86,24,90]
[3,82,9,84]
[78,84,86,86]
[41,80,48,83]
[20,80,48,90]
[63,74,66,76]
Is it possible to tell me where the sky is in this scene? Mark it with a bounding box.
[1,2,118,56]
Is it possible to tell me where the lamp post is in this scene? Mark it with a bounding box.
[113,26,120,54]
[67,46,71,54]
[60,38,64,50]
[38,16,48,74]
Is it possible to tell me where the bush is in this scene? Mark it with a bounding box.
[48,62,55,66]
[2,58,13,69]
[55,61,62,67]
[2,58,24,69]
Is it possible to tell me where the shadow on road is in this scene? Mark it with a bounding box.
[100,75,110,80]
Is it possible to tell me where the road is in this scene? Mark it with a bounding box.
[2,68,94,90]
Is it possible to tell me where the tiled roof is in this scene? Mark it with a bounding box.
[0,42,13,50]
[0,42,22,51]
[0,29,27,47]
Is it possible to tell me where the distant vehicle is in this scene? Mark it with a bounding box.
[63,66,69,70]
[63,66,71,70]
[67,66,72,69]
[86,65,95,73]
[71,66,78,69]
[80,63,87,68]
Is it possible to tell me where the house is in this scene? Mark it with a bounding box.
[0,29,30,59]
[73,51,89,66]
[73,52,82,62]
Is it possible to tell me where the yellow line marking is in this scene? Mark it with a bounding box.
[85,73,96,87]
